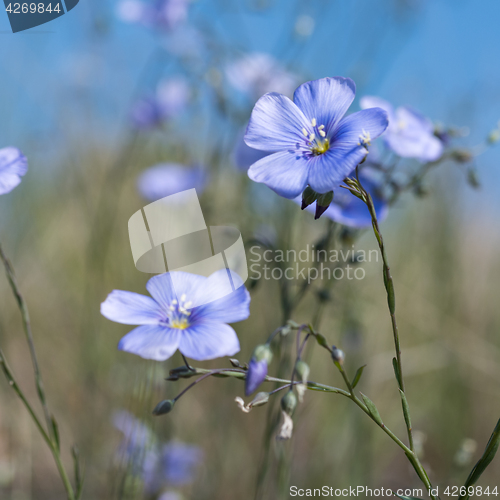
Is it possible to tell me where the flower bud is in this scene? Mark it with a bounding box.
[451,148,473,163]
[488,129,500,145]
[245,344,272,396]
[152,399,175,416]
[295,360,310,403]
[280,324,292,337]
[315,191,334,220]
[277,391,297,441]
[281,390,297,416]
[331,346,345,365]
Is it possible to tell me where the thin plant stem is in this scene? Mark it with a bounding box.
[0,242,78,500]
[0,351,76,500]
[0,243,53,438]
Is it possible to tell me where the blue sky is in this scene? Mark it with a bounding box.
[0,0,499,214]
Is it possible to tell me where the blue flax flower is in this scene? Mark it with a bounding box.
[244,77,389,198]
[113,412,202,493]
[296,168,389,228]
[101,270,250,361]
[360,96,443,162]
[0,147,28,195]
[226,52,298,99]
[137,163,208,201]
[131,77,189,129]
[118,0,190,31]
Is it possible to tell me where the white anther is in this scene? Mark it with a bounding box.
[319,130,326,137]
[318,124,325,130]
[311,118,317,127]
[309,133,315,142]
[302,128,308,137]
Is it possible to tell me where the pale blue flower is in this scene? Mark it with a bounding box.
[137,163,208,201]
[360,96,443,162]
[118,0,190,31]
[226,53,298,98]
[101,270,250,361]
[113,412,202,493]
[295,167,389,228]
[0,147,28,195]
[232,132,271,171]
[131,77,189,129]
[245,77,389,198]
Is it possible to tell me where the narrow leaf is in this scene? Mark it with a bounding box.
[360,392,383,426]
[462,418,500,493]
[51,415,60,452]
[392,357,402,390]
[399,389,412,433]
[395,496,424,500]
[351,365,367,389]
[72,445,85,498]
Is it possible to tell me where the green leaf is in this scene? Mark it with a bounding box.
[351,365,367,389]
[51,415,60,452]
[392,357,402,390]
[399,389,412,434]
[72,446,85,499]
[314,332,329,350]
[460,418,500,498]
[395,495,424,500]
[360,392,383,426]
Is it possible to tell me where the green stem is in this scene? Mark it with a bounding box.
[0,243,54,439]
[0,243,77,500]
[0,351,76,500]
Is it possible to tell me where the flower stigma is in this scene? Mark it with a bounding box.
[305,118,330,155]
[165,294,193,329]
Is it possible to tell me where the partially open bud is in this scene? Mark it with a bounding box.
[235,392,270,413]
[245,344,273,396]
[294,360,310,403]
[315,191,334,220]
[301,186,318,209]
[281,389,297,416]
[152,399,175,416]
[331,346,345,365]
[277,390,297,440]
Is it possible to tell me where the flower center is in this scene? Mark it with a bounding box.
[166,294,192,330]
[302,118,330,156]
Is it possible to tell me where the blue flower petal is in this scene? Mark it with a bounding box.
[307,146,367,193]
[360,96,395,121]
[0,147,28,195]
[248,150,310,198]
[334,108,389,146]
[244,92,310,151]
[179,322,240,360]
[293,77,356,137]
[118,324,181,361]
[192,270,250,323]
[101,290,163,325]
[146,271,205,310]
[137,163,208,201]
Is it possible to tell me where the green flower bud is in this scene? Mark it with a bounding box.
[152,399,175,416]
[315,191,334,220]
[281,390,297,416]
[295,360,310,383]
[252,344,273,364]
